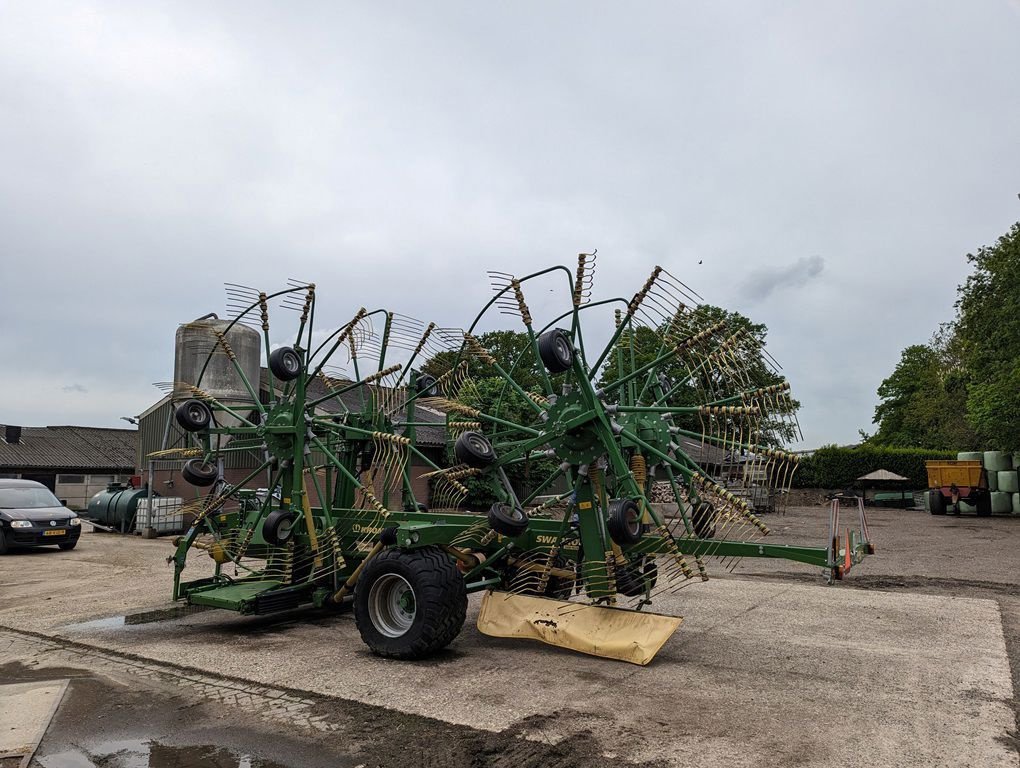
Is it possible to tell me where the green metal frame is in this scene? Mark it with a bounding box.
[169,269,872,620]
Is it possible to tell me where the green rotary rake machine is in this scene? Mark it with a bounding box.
[163,256,873,664]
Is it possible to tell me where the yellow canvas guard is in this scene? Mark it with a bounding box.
[476,590,682,665]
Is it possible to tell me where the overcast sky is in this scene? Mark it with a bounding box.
[1,2,1019,447]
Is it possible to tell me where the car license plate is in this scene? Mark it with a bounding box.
[44,529,65,536]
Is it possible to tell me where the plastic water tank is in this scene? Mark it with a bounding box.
[87,484,153,530]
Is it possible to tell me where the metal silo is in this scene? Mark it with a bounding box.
[173,314,261,447]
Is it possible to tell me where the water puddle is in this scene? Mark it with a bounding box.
[37,740,288,768]
[61,606,211,632]
[60,616,126,631]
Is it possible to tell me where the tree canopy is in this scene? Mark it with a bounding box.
[869,220,1020,451]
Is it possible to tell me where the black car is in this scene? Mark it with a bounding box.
[0,479,82,553]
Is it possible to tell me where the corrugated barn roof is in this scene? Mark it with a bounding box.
[0,425,138,471]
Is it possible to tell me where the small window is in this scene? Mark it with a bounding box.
[88,474,115,484]
[57,474,85,484]
[0,473,19,479]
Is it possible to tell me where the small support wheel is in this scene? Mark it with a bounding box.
[262,509,298,546]
[537,328,574,374]
[615,556,657,597]
[487,502,529,537]
[606,499,643,547]
[181,459,218,487]
[415,373,439,397]
[269,346,302,381]
[454,431,496,468]
[691,500,717,539]
[354,546,467,659]
[175,399,212,432]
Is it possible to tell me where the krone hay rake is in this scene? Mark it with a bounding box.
[165,258,873,664]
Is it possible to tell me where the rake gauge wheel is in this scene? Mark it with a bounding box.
[454,431,496,468]
[269,345,302,381]
[615,556,658,597]
[181,459,218,487]
[175,399,212,432]
[415,373,439,397]
[691,500,717,539]
[487,502,529,537]
[262,509,297,546]
[537,328,574,374]
[606,499,643,547]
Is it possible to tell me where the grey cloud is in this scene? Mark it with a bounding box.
[740,256,826,302]
[61,383,88,394]
[1,2,1018,448]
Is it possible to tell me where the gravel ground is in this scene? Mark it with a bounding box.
[1,504,1017,767]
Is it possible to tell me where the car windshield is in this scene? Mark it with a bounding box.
[0,487,63,509]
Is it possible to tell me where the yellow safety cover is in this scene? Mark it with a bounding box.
[476,590,682,666]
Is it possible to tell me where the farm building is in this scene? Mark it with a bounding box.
[0,424,138,510]
[135,370,449,507]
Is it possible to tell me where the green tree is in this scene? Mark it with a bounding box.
[955,222,1020,449]
[870,333,976,450]
[422,330,557,507]
[596,305,799,444]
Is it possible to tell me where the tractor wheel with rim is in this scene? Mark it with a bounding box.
[487,502,529,537]
[691,500,717,538]
[415,373,439,397]
[268,346,302,381]
[175,399,212,432]
[262,509,298,546]
[454,431,496,468]
[537,328,574,374]
[354,546,467,659]
[606,498,643,547]
[615,556,658,597]
[181,459,218,487]
[928,490,946,516]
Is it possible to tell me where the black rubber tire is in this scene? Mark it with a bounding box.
[928,490,946,516]
[487,502,529,537]
[415,374,439,397]
[175,399,212,432]
[181,459,218,487]
[262,509,298,546]
[691,500,717,539]
[615,556,657,597]
[269,346,302,381]
[454,431,496,468]
[58,541,77,551]
[354,546,467,659]
[0,528,8,555]
[537,328,574,374]
[975,491,992,517]
[606,499,643,547]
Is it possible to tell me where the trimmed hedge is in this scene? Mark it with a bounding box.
[793,445,955,489]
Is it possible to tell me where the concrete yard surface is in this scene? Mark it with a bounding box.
[0,505,1017,767]
[0,679,67,766]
